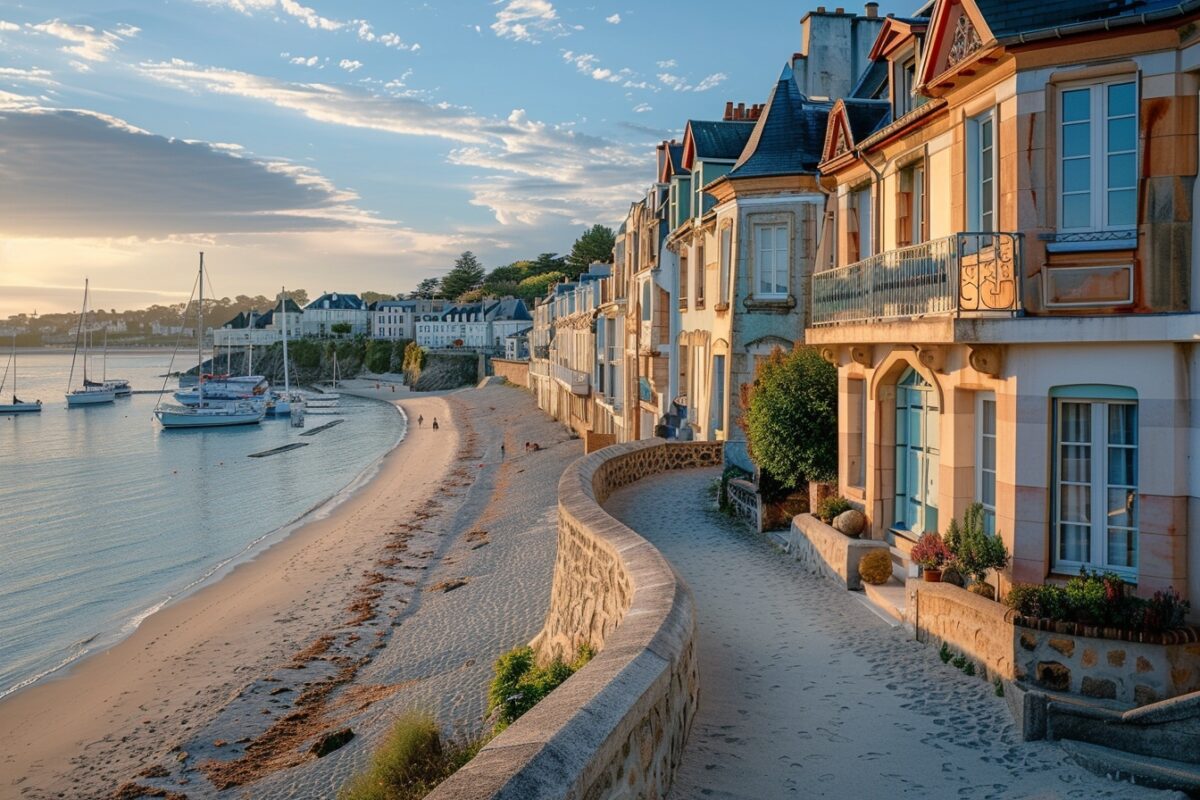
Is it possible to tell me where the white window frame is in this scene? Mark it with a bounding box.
[1052,395,1139,580]
[753,223,789,299]
[1057,76,1139,233]
[718,224,732,305]
[975,392,997,535]
[966,109,997,232]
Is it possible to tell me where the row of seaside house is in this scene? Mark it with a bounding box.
[522,0,1200,615]
[214,292,532,356]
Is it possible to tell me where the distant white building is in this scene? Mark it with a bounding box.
[213,296,303,347]
[416,297,532,352]
[302,292,368,337]
[505,326,532,360]
[370,299,446,341]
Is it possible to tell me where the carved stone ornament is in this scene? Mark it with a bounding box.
[917,346,946,373]
[820,347,840,366]
[968,345,1003,377]
[850,345,874,367]
[946,11,982,69]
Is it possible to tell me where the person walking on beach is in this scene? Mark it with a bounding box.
[432,418,439,431]
[418,414,424,428]
[500,442,505,459]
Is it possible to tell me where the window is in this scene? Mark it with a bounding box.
[897,162,926,247]
[711,354,726,435]
[679,251,689,306]
[754,224,789,298]
[719,225,732,305]
[847,187,872,263]
[1059,79,1137,231]
[641,280,651,321]
[1053,391,1138,577]
[695,243,706,306]
[848,378,866,488]
[976,392,996,535]
[895,57,917,116]
[966,110,996,232]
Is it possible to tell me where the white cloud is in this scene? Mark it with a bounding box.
[491,0,570,44]
[289,55,320,66]
[655,59,676,69]
[632,102,651,113]
[605,13,621,24]
[0,20,20,32]
[657,71,727,92]
[138,59,647,227]
[0,67,59,87]
[27,19,140,63]
[195,2,416,50]
[279,0,342,31]
[338,59,362,73]
[561,51,621,84]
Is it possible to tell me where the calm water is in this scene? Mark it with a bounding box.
[0,350,405,698]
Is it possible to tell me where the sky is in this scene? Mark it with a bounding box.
[0,0,908,317]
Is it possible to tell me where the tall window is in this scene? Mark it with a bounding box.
[897,163,926,247]
[847,187,872,263]
[719,225,732,305]
[1059,79,1137,231]
[967,110,996,232]
[695,243,706,306]
[641,280,651,321]
[755,224,789,298]
[1053,391,1138,577]
[711,354,726,435]
[679,251,689,307]
[976,392,996,535]
[895,57,916,116]
[848,378,867,489]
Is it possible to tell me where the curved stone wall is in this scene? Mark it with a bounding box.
[426,439,723,800]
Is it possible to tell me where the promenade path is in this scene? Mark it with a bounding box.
[605,469,1175,800]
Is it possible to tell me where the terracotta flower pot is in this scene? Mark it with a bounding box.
[923,568,942,583]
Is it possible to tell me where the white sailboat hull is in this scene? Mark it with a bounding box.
[0,401,41,413]
[105,380,132,397]
[155,402,265,428]
[67,388,116,406]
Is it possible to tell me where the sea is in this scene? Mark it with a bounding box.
[0,350,405,699]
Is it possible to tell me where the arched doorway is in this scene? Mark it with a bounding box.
[894,367,940,536]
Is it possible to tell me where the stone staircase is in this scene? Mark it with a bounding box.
[860,546,914,624]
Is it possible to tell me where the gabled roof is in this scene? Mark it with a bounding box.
[727,64,830,179]
[680,119,755,169]
[273,296,303,314]
[657,141,687,183]
[849,59,889,100]
[306,292,364,311]
[485,297,532,322]
[821,98,891,164]
[223,311,250,329]
[976,0,1192,40]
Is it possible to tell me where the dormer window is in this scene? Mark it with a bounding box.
[895,56,917,117]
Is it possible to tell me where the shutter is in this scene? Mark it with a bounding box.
[897,190,913,248]
[847,205,861,265]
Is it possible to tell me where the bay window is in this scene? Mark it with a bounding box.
[1058,79,1138,231]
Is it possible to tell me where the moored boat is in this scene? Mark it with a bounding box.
[0,333,41,413]
[66,280,115,408]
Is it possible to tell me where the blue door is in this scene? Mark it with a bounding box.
[894,368,939,535]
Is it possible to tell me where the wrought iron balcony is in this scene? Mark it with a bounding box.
[551,362,590,395]
[811,232,1022,326]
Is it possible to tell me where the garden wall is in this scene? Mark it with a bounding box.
[426,440,723,800]
[490,358,530,388]
[907,580,1015,681]
[785,514,888,590]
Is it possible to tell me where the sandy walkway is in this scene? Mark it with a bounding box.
[605,469,1178,800]
[0,385,452,798]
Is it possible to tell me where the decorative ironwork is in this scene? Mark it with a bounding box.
[1037,230,1137,244]
[946,13,982,68]
[810,232,1023,326]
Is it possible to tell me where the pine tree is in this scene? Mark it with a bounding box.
[440,251,486,300]
[565,225,615,278]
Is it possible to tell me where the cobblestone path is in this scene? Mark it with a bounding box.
[605,468,1174,800]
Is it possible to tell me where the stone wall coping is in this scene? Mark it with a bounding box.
[908,578,1014,624]
[790,513,889,590]
[427,438,720,800]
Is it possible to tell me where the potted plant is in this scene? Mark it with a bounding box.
[946,503,1010,600]
[910,532,951,582]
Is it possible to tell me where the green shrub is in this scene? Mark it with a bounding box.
[945,503,1009,585]
[951,653,967,670]
[939,642,952,664]
[858,549,893,586]
[1004,574,1191,634]
[364,339,392,374]
[963,661,976,677]
[815,495,852,524]
[743,346,837,490]
[1004,583,1069,620]
[488,644,593,731]
[338,712,484,800]
[994,677,1005,697]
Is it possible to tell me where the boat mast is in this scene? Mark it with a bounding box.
[281,288,290,393]
[67,279,86,392]
[198,253,204,406]
[11,332,16,402]
[102,326,108,383]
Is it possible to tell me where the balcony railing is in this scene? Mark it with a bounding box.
[551,362,590,395]
[529,358,549,377]
[811,232,1022,326]
[605,345,622,364]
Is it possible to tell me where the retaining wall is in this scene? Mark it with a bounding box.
[426,439,723,800]
[490,358,531,388]
[784,514,889,590]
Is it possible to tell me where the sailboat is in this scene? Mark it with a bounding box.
[97,326,131,396]
[155,253,265,429]
[66,279,116,407]
[268,288,302,416]
[0,333,41,413]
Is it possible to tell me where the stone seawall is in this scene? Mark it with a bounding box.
[426,440,723,800]
[490,358,530,388]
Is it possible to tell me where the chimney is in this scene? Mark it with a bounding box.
[736,102,745,120]
[865,1,878,17]
[834,7,844,14]
[724,100,734,121]
[816,5,826,12]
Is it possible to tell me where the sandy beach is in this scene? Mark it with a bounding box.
[1,378,579,799]
[0,381,453,798]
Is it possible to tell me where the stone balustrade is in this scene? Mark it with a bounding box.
[426,439,723,800]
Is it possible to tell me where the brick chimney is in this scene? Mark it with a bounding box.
[865,1,878,18]
[724,101,734,120]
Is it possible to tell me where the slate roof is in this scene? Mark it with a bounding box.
[223,311,250,329]
[843,99,892,142]
[685,119,756,161]
[370,299,417,311]
[485,297,532,321]
[306,292,364,311]
[850,59,889,100]
[666,142,685,175]
[728,65,830,179]
[976,0,1194,39]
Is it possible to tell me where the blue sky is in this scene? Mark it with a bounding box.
[0,0,909,316]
